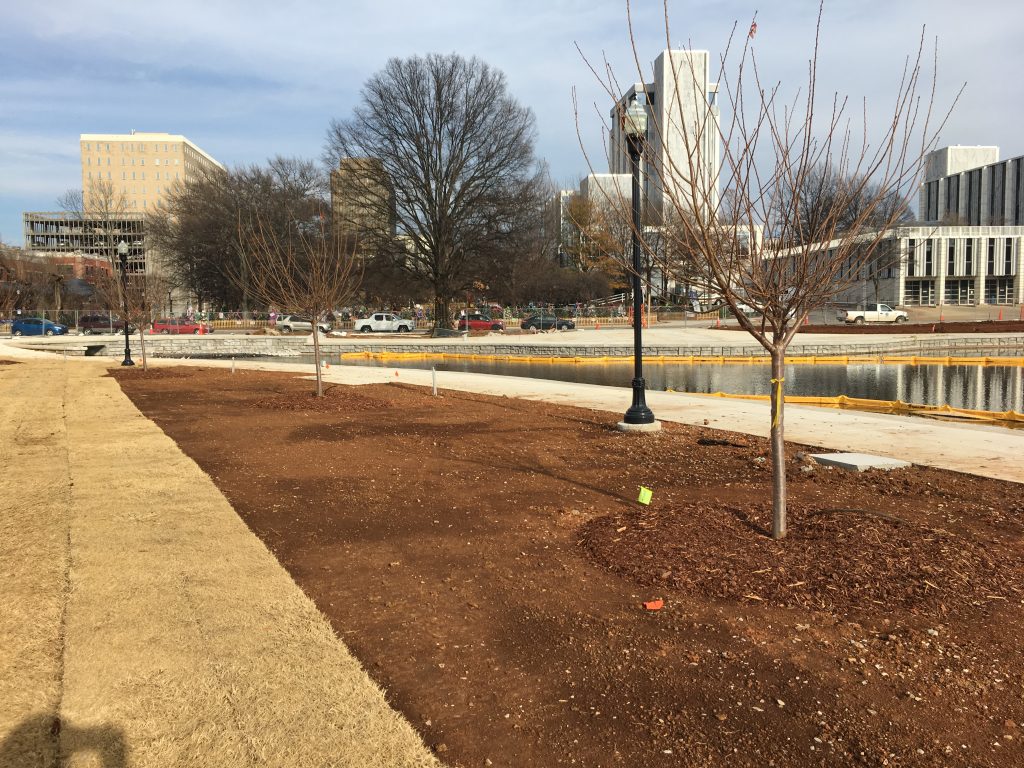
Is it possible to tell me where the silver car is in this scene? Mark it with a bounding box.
[276,314,331,334]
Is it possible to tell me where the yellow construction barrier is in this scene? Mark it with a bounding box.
[694,391,1024,427]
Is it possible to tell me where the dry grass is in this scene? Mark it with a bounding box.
[0,361,69,768]
[0,359,438,767]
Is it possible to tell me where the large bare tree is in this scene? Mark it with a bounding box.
[585,3,960,538]
[323,53,541,331]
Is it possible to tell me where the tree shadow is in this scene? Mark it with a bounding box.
[0,713,126,768]
[725,505,772,538]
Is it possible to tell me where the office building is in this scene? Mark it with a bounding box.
[330,157,395,241]
[919,146,1024,227]
[80,131,224,213]
[608,50,721,222]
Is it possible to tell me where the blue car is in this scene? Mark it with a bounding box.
[11,317,69,336]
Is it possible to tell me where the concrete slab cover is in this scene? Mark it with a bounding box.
[809,452,913,471]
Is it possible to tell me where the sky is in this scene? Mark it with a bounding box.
[1,0,1021,245]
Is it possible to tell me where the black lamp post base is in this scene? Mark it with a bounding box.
[618,378,660,432]
[121,357,135,367]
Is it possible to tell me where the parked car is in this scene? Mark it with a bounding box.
[12,317,69,336]
[277,314,331,334]
[152,318,214,335]
[837,304,909,324]
[78,313,135,334]
[353,312,415,333]
[520,315,575,331]
[457,313,505,331]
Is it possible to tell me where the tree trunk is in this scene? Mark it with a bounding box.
[432,297,450,335]
[138,328,149,371]
[769,349,787,539]
[311,319,324,397]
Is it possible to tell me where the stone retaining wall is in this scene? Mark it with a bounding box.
[63,333,1024,361]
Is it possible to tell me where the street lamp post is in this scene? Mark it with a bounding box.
[618,97,659,432]
[117,240,134,367]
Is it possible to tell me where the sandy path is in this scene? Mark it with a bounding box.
[0,359,438,767]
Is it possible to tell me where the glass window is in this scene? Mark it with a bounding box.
[947,240,956,275]
[1006,240,1015,274]
[965,238,974,274]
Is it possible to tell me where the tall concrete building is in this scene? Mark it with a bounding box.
[80,131,224,213]
[608,50,721,222]
[918,146,1023,227]
[330,157,395,241]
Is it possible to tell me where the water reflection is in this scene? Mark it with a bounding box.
[333,357,1023,412]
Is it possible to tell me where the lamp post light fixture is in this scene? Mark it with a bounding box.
[117,240,134,367]
[617,97,659,432]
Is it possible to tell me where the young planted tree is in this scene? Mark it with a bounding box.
[323,53,542,332]
[237,208,361,396]
[586,4,959,538]
[89,268,167,370]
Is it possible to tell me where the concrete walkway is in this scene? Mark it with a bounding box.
[0,353,438,768]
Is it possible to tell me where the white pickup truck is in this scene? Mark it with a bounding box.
[353,312,415,333]
[836,304,909,324]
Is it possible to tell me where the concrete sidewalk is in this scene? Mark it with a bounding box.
[0,356,438,767]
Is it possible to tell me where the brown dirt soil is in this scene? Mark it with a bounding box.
[708,319,1024,335]
[112,367,1024,768]
[798,320,1024,335]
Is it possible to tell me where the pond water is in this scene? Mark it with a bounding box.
[317,356,1023,413]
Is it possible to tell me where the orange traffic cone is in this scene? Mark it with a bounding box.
[595,321,601,330]
[998,309,1003,321]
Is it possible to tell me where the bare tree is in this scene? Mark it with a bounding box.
[562,195,631,283]
[0,247,29,322]
[88,268,167,370]
[148,158,320,310]
[237,207,361,396]
[58,179,137,310]
[324,53,541,332]
[584,3,960,538]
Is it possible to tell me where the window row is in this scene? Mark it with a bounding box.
[906,237,1017,277]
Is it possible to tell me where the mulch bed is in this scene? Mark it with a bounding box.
[112,367,1024,767]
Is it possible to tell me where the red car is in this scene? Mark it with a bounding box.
[457,313,505,331]
[152,318,214,335]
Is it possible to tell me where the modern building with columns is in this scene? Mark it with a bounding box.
[818,147,1024,307]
